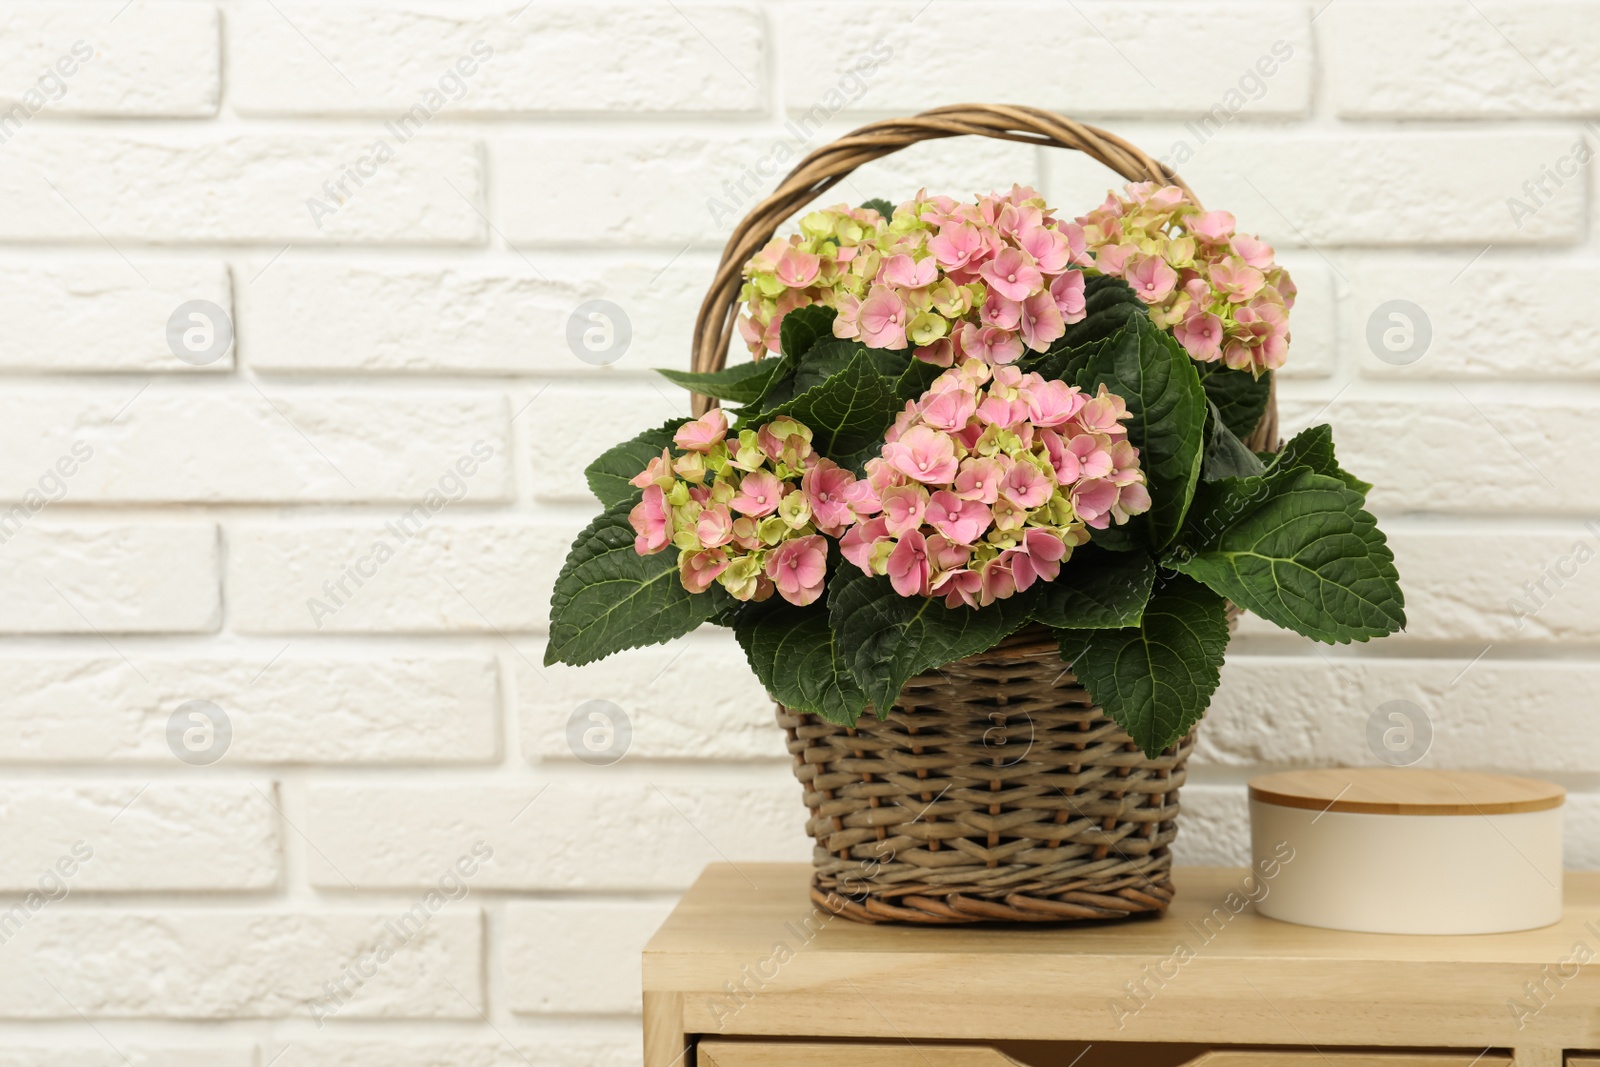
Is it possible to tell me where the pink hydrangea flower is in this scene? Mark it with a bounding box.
[679,548,729,593]
[696,504,733,549]
[858,285,909,350]
[730,469,784,517]
[629,485,670,555]
[885,530,931,597]
[837,356,1149,606]
[774,247,821,288]
[1125,254,1179,304]
[802,459,860,535]
[764,534,828,606]
[883,425,959,484]
[630,447,675,491]
[1077,182,1294,376]
[673,409,728,453]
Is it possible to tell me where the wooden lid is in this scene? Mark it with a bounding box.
[1248,768,1565,816]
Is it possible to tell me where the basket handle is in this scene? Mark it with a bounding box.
[687,102,1277,451]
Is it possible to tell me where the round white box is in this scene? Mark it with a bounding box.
[1248,769,1564,935]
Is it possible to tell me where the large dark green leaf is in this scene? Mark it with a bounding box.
[793,338,866,393]
[1032,545,1156,629]
[545,500,718,666]
[733,598,868,725]
[741,305,840,415]
[1076,316,1208,551]
[828,567,1037,716]
[657,360,785,405]
[754,351,901,461]
[1201,400,1266,482]
[779,304,838,362]
[1197,363,1272,441]
[1168,464,1405,644]
[1054,272,1144,349]
[860,197,894,218]
[1055,574,1230,757]
[1025,334,1112,384]
[893,355,944,404]
[1265,423,1373,495]
[583,418,682,508]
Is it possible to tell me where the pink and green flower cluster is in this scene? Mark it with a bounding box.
[1078,182,1295,375]
[739,185,1090,367]
[840,359,1150,608]
[627,409,875,607]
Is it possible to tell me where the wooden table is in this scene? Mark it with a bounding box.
[643,864,1600,1067]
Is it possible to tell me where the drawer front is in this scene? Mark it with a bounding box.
[696,1043,1513,1067]
[698,1044,1022,1067]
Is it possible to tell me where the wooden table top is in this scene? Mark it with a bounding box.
[645,864,1600,1049]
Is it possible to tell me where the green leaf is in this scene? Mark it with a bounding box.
[740,305,840,415]
[893,355,944,404]
[1168,464,1405,644]
[545,500,719,666]
[779,304,838,362]
[1201,400,1266,482]
[828,567,1037,716]
[657,360,784,405]
[1265,423,1373,495]
[755,351,901,460]
[791,339,857,394]
[1025,333,1112,384]
[583,418,682,508]
[1076,315,1208,551]
[1197,363,1272,442]
[733,598,868,725]
[1032,545,1156,629]
[1055,273,1145,349]
[1055,574,1230,758]
[860,197,894,218]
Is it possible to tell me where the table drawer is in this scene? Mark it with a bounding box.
[696,1042,1512,1067]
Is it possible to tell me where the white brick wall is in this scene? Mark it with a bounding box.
[2,1,1597,1061]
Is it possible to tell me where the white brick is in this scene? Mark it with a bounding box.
[781,2,1310,118]
[239,256,715,375]
[276,1031,637,1067]
[1279,394,1600,515]
[0,134,484,243]
[1050,130,1585,246]
[0,2,219,118]
[0,655,499,764]
[0,387,510,504]
[1350,255,1600,378]
[1561,792,1600,869]
[1235,527,1600,644]
[520,633,777,762]
[0,260,232,373]
[0,523,218,634]
[228,519,572,634]
[1169,784,1249,867]
[1329,1,1600,117]
[531,383,690,502]
[230,2,764,115]
[1198,656,1600,775]
[504,900,674,1014]
[0,783,277,891]
[0,910,482,1019]
[0,1043,253,1067]
[305,779,809,889]
[495,133,1040,246]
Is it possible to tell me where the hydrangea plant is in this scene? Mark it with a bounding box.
[547,185,1405,758]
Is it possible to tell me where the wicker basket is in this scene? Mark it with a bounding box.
[692,105,1279,924]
